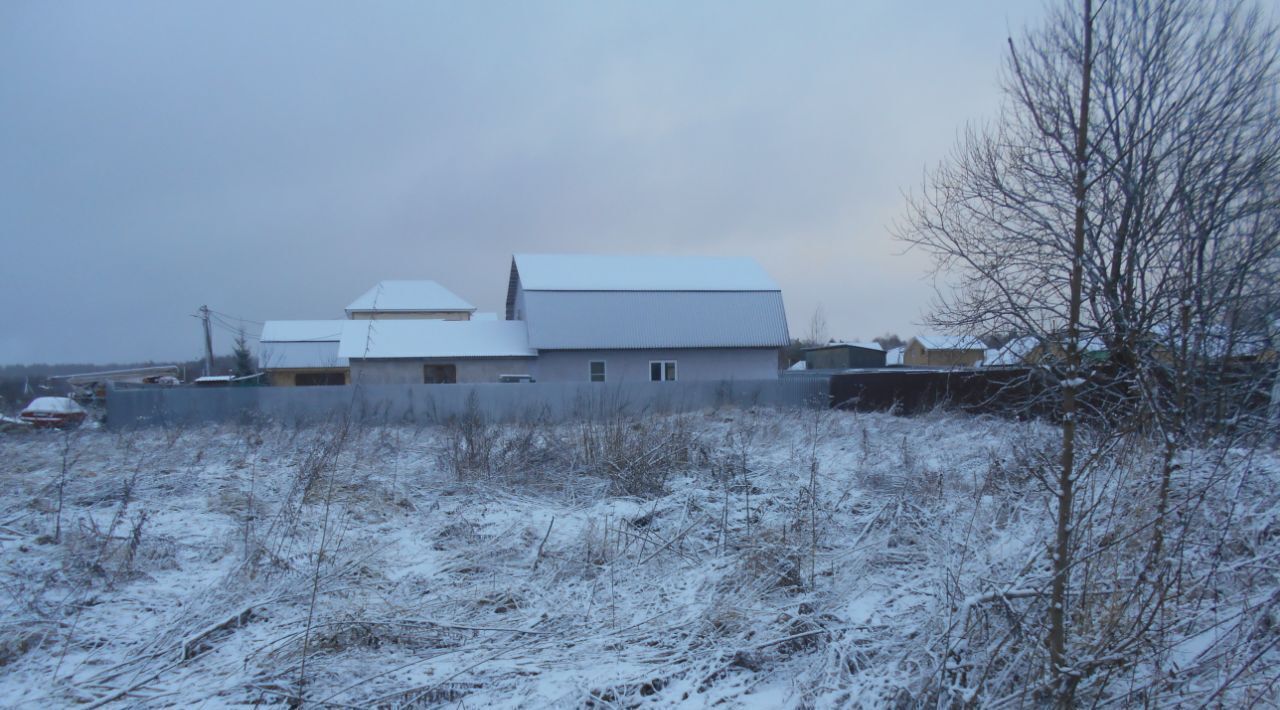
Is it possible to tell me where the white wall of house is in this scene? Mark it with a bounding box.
[533,348,780,383]
[350,358,537,384]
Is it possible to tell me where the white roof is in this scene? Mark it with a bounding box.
[885,346,905,365]
[346,281,475,314]
[258,341,347,369]
[339,320,536,359]
[22,397,85,414]
[512,254,780,291]
[984,336,1040,366]
[260,320,346,342]
[913,335,986,351]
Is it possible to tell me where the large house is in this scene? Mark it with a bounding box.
[258,255,791,385]
[506,254,790,382]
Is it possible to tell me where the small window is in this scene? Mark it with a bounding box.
[649,360,677,382]
[424,364,457,384]
[589,360,606,383]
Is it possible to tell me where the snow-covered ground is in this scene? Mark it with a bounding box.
[1,408,1276,707]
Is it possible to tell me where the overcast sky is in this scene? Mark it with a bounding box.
[0,1,1045,365]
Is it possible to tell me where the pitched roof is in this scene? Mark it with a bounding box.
[260,320,346,342]
[912,335,986,351]
[346,280,475,314]
[508,254,790,350]
[511,254,779,291]
[339,320,535,359]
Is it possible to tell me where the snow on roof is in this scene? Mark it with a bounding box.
[345,281,475,314]
[258,341,347,370]
[22,397,85,414]
[260,320,346,342]
[339,320,536,359]
[787,361,807,371]
[520,290,790,350]
[984,337,1041,366]
[512,254,780,292]
[912,335,986,351]
[194,375,236,382]
[471,312,499,321]
[885,346,905,365]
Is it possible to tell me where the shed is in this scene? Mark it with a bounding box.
[804,342,886,370]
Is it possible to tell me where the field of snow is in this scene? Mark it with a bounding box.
[1,407,1276,707]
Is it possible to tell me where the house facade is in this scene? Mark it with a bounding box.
[259,255,791,385]
[506,254,790,383]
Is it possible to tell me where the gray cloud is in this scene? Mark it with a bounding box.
[0,1,1043,363]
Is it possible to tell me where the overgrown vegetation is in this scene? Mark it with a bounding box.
[0,407,1274,706]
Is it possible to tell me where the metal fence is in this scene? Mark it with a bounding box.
[105,378,830,428]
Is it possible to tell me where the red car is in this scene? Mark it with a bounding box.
[20,397,88,429]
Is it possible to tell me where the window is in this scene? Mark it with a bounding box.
[423,364,457,384]
[589,360,606,383]
[295,371,345,386]
[649,360,677,382]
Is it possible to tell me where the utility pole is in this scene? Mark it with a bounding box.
[199,305,214,377]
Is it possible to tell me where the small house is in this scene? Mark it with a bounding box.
[903,336,987,368]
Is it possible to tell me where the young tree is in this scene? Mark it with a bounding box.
[899,0,1280,703]
[233,327,256,378]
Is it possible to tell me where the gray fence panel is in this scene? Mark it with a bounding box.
[106,378,830,428]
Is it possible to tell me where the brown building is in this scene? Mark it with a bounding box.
[903,336,986,368]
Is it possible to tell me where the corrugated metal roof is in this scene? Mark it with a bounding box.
[339,320,536,359]
[346,280,475,313]
[522,291,790,349]
[512,254,779,291]
[260,320,346,342]
[258,341,348,369]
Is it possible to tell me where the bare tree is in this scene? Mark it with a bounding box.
[898,0,1280,704]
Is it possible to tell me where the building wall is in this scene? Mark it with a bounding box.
[805,346,886,370]
[347,311,472,321]
[533,348,781,383]
[903,341,985,367]
[350,357,537,385]
[266,368,350,387]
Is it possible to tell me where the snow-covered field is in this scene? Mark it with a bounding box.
[1,408,1276,707]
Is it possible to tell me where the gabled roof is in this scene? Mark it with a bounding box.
[339,320,535,359]
[346,280,475,314]
[260,320,346,342]
[912,335,986,351]
[511,254,779,292]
